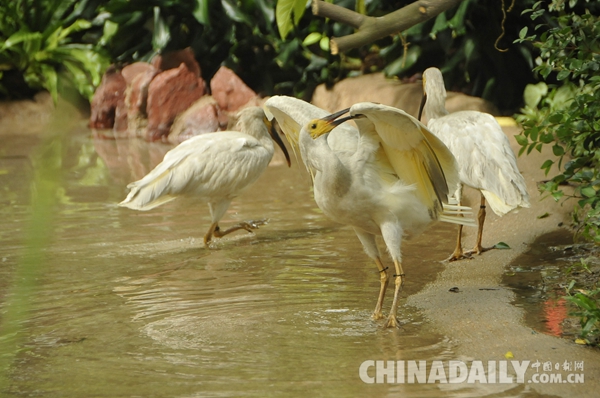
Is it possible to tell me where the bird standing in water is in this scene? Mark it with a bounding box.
[419,67,530,261]
[266,97,474,327]
[119,106,291,246]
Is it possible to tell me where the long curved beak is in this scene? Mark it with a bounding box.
[326,115,354,127]
[268,121,291,167]
[417,93,427,121]
[321,107,350,122]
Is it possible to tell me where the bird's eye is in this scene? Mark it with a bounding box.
[310,123,317,129]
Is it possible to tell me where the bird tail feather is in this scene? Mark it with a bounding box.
[440,203,476,227]
[119,169,179,211]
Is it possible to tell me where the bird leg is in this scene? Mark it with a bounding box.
[465,194,493,256]
[448,224,470,262]
[204,222,219,246]
[446,185,472,262]
[213,219,268,239]
[372,257,389,320]
[386,260,405,328]
[203,219,268,246]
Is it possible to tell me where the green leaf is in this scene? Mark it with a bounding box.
[384,46,422,76]
[494,242,511,249]
[152,7,170,52]
[557,69,570,80]
[303,32,322,46]
[193,0,211,25]
[541,159,554,170]
[553,144,564,156]
[514,134,528,146]
[523,82,548,108]
[221,0,254,25]
[276,0,307,40]
[429,12,448,40]
[519,26,528,39]
[40,63,58,103]
[581,187,596,198]
[319,36,329,52]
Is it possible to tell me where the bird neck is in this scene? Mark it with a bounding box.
[299,129,339,173]
[424,88,449,121]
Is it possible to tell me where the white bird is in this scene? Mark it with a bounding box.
[119,106,291,246]
[419,67,530,261]
[265,96,474,327]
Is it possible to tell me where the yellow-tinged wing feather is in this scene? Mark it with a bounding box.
[349,102,460,216]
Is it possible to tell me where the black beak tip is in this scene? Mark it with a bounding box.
[321,107,351,122]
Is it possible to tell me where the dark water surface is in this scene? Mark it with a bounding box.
[1,126,539,397]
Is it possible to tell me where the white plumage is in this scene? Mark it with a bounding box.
[265,96,474,327]
[119,106,290,245]
[420,67,530,260]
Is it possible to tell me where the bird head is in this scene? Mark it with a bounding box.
[306,107,353,139]
[418,67,447,121]
[264,116,291,167]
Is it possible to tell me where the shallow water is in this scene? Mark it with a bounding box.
[502,230,584,339]
[1,126,539,397]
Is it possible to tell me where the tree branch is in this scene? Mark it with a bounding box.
[312,0,466,54]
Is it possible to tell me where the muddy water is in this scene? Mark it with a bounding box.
[502,231,580,339]
[2,127,521,397]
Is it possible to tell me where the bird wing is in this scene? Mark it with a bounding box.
[348,102,461,217]
[429,111,530,215]
[119,132,271,210]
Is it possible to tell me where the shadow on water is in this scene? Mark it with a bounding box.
[1,125,547,397]
[502,230,584,339]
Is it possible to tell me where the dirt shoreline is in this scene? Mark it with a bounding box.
[406,125,599,397]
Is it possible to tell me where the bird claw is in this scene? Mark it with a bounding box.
[447,252,473,262]
[371,311,385,320]
[242,218,269,232]
[385,315,400,328]
[463,245,494,257]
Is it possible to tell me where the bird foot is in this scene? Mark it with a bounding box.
[447,252,473,262]
[371,311,385,320]
[241,218,269,232]
[463,245,494,257]
[385,314,400,328]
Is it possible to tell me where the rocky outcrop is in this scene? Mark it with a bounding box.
[146,63,206,141]
[168,96,220,144]
[90,50,264,142]
[89,66,126,129]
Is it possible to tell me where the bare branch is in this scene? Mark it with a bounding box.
[312,0,366,29]
[312,0,465,54]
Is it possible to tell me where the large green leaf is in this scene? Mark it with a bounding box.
[193,0,211,25]
[152,7,170,52]
[276,0,307,40]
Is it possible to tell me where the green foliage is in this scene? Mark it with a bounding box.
[331,0,540,111]
[96,0,341,98]
[514,0,600,242]
[275,0,308,40]
[0,0,110,102]
[566,281,600,344]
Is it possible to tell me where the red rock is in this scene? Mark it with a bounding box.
[113,97,128,133]
[89,66,126,129]
[151,48,201,76]
[146,63,206,141]
[168,96,220,144]
[210,66,258,113]
[121,62,156,86]
[125,66,160,138]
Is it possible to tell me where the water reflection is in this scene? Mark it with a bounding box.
[1,127,535,397]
